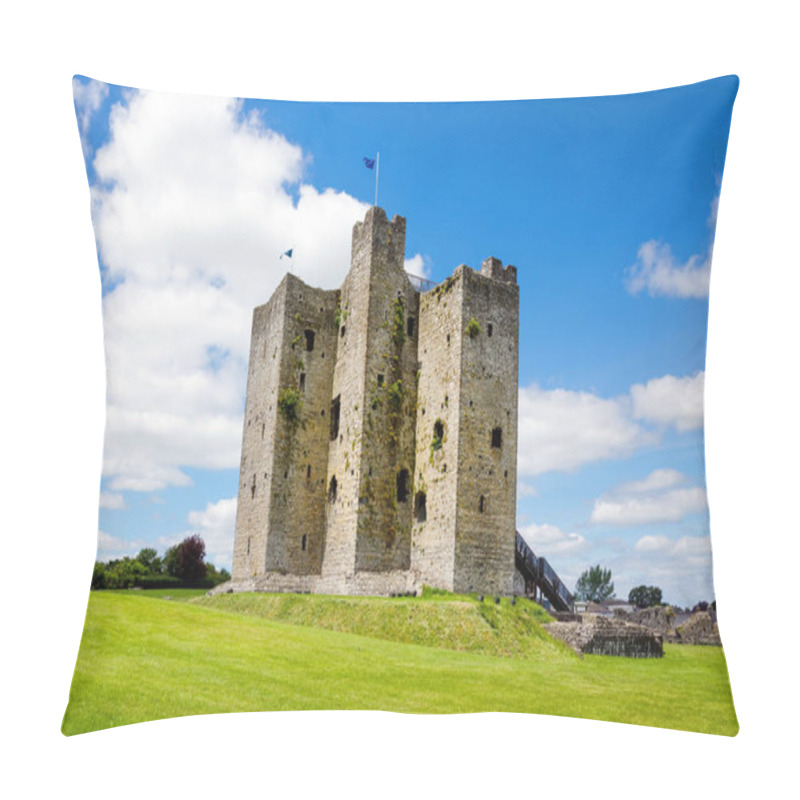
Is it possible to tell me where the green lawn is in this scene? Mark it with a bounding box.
[62,591,738,736]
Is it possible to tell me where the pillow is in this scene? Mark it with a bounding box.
[64,75,739,736]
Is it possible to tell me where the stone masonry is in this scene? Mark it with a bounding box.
[230,206,519,596]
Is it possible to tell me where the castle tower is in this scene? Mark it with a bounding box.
[230,206,519,596]
[318,207,420,594]
[412,259,518,594]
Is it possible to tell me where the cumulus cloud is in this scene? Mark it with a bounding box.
[625,241,711,299]
[99,491,126,510]
[185,497,237,569]
[517,385,654,476]
[97,530,149,561]
[631,371,704,431]
[624,196,719,299]
[518,522,586,555]
[404,253,432,280]
[73,76,109,157]
[89,87,369,491]
[591,468,707,526]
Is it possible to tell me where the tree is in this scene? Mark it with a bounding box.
[628,585,663,608]
[136,547,162,574]
[164,544,180,578]
[575,565,615,603]
[176,534,207,585]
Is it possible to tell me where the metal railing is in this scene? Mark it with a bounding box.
[515,531,574,612]
[406,272,436,293]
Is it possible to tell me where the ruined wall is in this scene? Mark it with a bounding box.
[355,213,418,574]
[265,275,338,576]
[231,283,287,581]
[412,272,464,590]
[319,208,413,592]
[453,260,519,594]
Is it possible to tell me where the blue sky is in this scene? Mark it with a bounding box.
[74,75,738,606]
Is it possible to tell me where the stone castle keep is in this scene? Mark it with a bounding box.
[230,206,519,596]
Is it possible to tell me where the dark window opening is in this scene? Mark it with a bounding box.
[304,330,315,351]
[330,395,341,440]
[397,469,410,503]
[251,474,256,498]
[301,534,307,551]
[261,423,265,439]
[487,323,493,337]
[407,317,415,337]
[284,469,288,479]
[377,374,384,386]
[247,537,251,555]
[414,491,427,523]
[340,325,346,338]
[446,333,450,345]
[491,427,502,449]
[328,475,338,503]
[432,420,444,450]
[299,373,306,392]
[307,465,311,479]
[321,409,325,416]
[479,495,486,513]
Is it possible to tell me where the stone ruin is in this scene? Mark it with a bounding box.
[546,615,664,658]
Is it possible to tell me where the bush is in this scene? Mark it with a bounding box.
[136,575,183,590]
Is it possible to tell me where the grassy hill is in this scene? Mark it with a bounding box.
[62,590,739,736]
[192,589,570,661]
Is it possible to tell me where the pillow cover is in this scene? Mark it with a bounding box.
[64,75,739,736]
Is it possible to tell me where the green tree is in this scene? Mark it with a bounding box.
[575,565,615,603]
[628,585,663,608]
[164,544,180,578]
[136,547,162,574]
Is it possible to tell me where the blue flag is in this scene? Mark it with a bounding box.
[280,248,293,259]
[363,156,375,170]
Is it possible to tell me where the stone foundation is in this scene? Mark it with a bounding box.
[546,615,663,658]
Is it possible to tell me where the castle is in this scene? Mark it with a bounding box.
[230,206,519,596]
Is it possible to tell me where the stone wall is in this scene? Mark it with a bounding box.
[232,207,521,597]
[547,615,664,658]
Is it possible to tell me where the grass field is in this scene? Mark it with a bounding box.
[62,590,739,736]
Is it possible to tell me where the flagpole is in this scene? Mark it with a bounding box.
[375,151,380,208]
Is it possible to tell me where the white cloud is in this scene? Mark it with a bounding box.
[616,468,685,494]
[97,530,149,561]
[517,481,539,498]
[625,241,711,299]
[592,487,707,526]
[624,196,718,299]
[517,385,654,476]
[591,468,707,526]
[631,371,704,431]
[89,87,369,491]
[404,253,432,279]
[186,497,237,568]
[518,522,586,555]
[99,491,126,509]
[635,534,711,557]
[72,76,109,157]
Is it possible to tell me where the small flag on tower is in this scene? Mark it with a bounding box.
[363,156,375,170]
[280,248,293,259]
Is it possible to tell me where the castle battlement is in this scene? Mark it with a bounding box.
[230,207,520,596]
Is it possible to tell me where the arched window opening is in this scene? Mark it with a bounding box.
[304,330,315,352]
[479,494,486,513]
[328,475,338,504]
[301,534,307,551]
[432,420,444,450]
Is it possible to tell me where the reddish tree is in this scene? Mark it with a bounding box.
[177,534,207,585]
